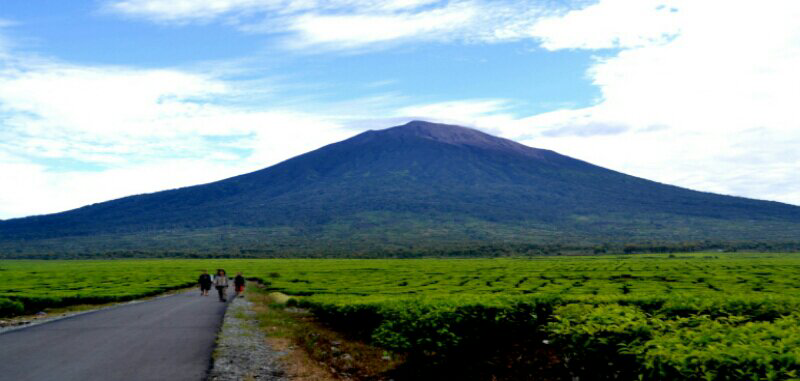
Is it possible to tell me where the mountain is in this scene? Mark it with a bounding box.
[2,120,799,257]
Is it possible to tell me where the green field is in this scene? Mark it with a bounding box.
[2,253,800,380]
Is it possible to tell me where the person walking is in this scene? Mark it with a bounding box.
[198,270,212,296]
[214,269,229,302]
[234,272,246,297]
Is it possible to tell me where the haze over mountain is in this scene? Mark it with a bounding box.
[2,121,799,257]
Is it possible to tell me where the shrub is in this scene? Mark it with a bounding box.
[637,314,800,380]
[0,297,24,317]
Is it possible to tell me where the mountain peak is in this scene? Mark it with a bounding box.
[373,120,549,159]
[390,120,491,140]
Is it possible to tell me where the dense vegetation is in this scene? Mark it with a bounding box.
[0,261,202,316]
[260,254,800,380]
[3,238,799,259]
[2,254,800,380]
[2,121,800,256]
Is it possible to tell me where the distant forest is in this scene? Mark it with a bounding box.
[2,241,799,259]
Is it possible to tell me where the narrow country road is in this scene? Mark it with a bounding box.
[0,289,230,381]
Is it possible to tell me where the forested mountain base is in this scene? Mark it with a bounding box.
[1,235,798,259]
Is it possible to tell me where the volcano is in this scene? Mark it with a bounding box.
[2,120,799,256]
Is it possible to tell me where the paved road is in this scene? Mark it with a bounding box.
[0,289,231,381]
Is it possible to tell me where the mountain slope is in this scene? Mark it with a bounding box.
[2,120,799,255]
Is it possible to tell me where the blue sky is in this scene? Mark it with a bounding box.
[1,0,799,218]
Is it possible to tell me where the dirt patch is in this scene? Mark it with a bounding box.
[250,289,401,381]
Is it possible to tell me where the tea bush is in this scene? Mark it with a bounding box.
[3,254,800,379]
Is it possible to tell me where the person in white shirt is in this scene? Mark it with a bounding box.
[214,269,229,302]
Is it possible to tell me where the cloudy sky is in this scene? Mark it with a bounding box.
[1,0,798,219]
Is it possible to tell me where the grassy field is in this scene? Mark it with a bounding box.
[2,253,800,380]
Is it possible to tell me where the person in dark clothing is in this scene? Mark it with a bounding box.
[234,272,246,297]
[198,270,212,296]
[214,269,229,302]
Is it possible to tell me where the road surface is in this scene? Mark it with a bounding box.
[0,289,231,381]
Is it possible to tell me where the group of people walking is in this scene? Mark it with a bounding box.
[198,269,246,302]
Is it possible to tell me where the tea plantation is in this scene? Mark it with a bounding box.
[2,253,800,380]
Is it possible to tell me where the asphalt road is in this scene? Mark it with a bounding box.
[0,289,231,381]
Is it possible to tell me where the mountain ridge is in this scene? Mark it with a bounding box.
[1,120,799,257]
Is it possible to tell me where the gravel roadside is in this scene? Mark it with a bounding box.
[209,294,289,381]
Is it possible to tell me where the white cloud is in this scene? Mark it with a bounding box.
[0,53,354,219]
[0,156,241,219]
[530,0,682,50]
[283,3,477,49]
[515,0,800,206]
[0,65,228,138]
[0,108,352,219]
[106,0,548,50]
[107,0,271,22]
[108,0,456,21]
[398,99,513,123]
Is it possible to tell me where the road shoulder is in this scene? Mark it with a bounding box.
[210,292,289,381]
